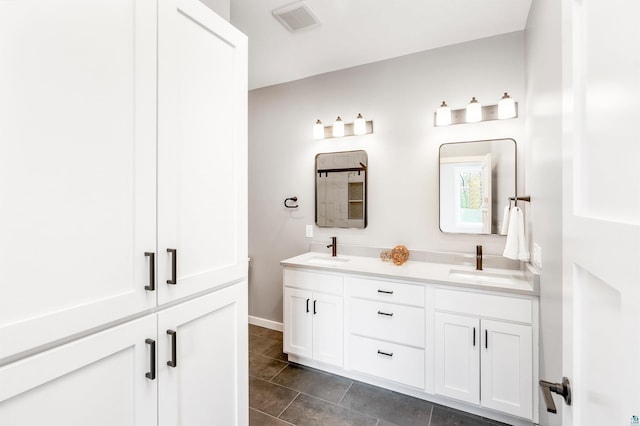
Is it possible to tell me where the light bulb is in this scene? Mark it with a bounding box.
[498,92,516,119]
[354,113,366,135]
[332,116,344,137]
[313,119,324,140]
[435,101,451,126]
[465,97,482,123]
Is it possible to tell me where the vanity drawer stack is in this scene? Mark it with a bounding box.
[347,276,426,389]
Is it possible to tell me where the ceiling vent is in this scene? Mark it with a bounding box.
[272,1,321,33]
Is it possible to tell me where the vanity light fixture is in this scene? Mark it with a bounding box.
[435,101,452,126]
[332,116,345,138]
[353,113,366,135]
[312,114,374,139]
[313,119,324,140]
[498,92,516,119]
[465,97,482,123]
[433,93,519,126]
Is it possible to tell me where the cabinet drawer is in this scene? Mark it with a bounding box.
[434,288,532,323]
[350,299,425,347]
[349,277,424,307]
[350,335,425,389]
[284,269,343,295]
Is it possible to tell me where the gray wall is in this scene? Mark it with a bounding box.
[524,0,563,424]
[248,32,526,324]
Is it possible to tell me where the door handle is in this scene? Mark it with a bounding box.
[167,329,177,367]
[166,248,177,285]
[539,377,572,413]
[144,252,155,291]
[145,338,156,380]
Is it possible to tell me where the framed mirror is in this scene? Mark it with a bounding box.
[439,138,516,234]
[315,150,367,228]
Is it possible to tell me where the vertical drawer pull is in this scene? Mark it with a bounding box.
[473,327,476,346]
[306,298,310,313]
[313,300,317,315]
[167,329,177,367]
[377,311,394,317]
[377,349,394,357]
[485,329,488,349]
[377,289,394,295]
[166,248,177,285]
[145,338,156,380]
[144,252,155,291]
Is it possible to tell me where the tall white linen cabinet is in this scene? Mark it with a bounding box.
[0,0,249,424]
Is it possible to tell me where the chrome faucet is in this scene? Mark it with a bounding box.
[476,245,483,270]
[327,236,337,257]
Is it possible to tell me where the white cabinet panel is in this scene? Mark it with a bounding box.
[312,292,344,367]
[350,298,425,347]
[157,0,247,304]
[481,319,533,418]
[283,287,313,358]
[0,0,157,361]
[158,282,248,426]
[0,316,157,426]
[434,312,480,405]
[349,277,425,307]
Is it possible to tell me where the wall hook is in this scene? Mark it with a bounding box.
[284,196,298,208]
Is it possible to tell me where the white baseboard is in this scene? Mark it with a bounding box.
[248,315,283,332]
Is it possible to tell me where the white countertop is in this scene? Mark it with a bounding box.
[280,251,539,296]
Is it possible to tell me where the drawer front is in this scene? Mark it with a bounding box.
[350,299,425,347]
[284,269,343,295]
[349,277,425,307]
[434,288,532,323]
[350,335,425,389]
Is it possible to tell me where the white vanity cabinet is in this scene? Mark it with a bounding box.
[347,277,426,389]
[283,269,344,367]
[434,289,534,419]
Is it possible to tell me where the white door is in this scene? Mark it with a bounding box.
[434,312,480,404]
[0,315,157,426]
[481,320,532,419]
[283,287,313,358]
[0,0,157,360]
[312,292,344,367]
[562,0,640,424]
[157,0,248,304]
[158,282,248,426]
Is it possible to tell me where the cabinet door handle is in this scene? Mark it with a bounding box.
[377,289,393,295]
[306,298,310,313]
[377,311,394,317]
[166,248,177,285]
[473,327,476,346]
[167,329,177,367]
[377,349,393,357]
[144,252,155,291]
[313,300,317,315]
[145,338,156,380]
[485,329,488,349]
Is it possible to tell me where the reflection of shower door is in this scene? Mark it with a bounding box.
[445,154,492,234]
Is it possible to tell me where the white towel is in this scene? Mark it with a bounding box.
[500,205,510,235]
[503,206,530,261]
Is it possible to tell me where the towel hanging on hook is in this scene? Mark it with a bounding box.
[284,196,298,208]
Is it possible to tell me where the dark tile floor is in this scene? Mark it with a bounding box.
[248,324,512,426]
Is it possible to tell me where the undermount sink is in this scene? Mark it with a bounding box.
[307,256,350,266]
[449,269,525,285]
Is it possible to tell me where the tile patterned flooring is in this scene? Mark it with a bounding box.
[249,324,512,426]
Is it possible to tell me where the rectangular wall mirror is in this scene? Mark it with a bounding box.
[439,138,516,234]
[316,150,367,228]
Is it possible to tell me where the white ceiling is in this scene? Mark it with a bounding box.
[230,0,532,90]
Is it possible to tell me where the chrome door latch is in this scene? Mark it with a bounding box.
[539,377,572,413]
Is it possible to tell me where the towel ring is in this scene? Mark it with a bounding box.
[284,196,298,208]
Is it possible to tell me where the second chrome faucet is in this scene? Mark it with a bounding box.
[327,236,337,257]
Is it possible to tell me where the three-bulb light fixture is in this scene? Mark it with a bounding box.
[435,92,517,126]
[313,114,372,140]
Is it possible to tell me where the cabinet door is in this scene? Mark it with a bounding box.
[434,312,480,404]
[0,316,157,426]
[481,319,533,419]
[158,282,248,426]
[313,292,344,367]
[0,0,157,360]
[283,287,313,359]
[157,0,248,304]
